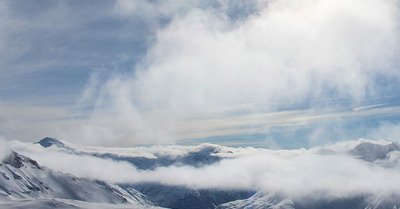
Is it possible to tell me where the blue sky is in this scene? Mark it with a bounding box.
[1,0,400,148]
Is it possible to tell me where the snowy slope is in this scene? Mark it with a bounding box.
[0,198,161,209]
[216,192,294,209]
[0,151,160,208]
[0,151,126,203]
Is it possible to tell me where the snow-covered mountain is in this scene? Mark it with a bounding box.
[216,192,294,209]
[0,198,156,209]
[349,141,400,162]
[0,151,161,208]
[3,137,400,209]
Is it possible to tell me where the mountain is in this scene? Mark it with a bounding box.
[132,183,252,209]
[0,198,155,209]
[0,151,161,208]
[5,138,400,209]
[216,192,400,209]
[349,142,400,162]
[35,137,67,148]
[216,192,294,209]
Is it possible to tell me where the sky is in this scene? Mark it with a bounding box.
[1,0,400,148]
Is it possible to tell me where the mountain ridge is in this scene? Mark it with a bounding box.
[4,137,400,208]
[0,151,161,208]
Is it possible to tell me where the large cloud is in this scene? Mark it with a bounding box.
[73,0,400,145]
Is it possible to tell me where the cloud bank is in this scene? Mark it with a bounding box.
[9,139,400,199]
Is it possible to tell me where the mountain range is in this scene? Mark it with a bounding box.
[1,137,400,208]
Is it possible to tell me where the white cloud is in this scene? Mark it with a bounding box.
[137,153,400,198]
[75,0,400,146]
[132,0,399,109]
[0,135,11,161]
[353,104,384,112]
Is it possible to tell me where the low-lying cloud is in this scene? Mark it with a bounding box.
[9,139,400,199]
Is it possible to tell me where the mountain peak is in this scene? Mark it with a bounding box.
[2,151,41,169]
[36,137,65,148]
[350,141,400,162]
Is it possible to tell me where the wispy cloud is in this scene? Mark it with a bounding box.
[353,104,385,112]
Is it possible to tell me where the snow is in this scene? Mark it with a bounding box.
[0,198,161,209]
[0,151,162,208]
[216,192,294,209]
[0,152,126,203]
